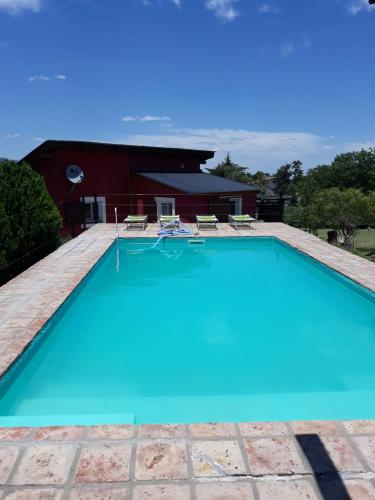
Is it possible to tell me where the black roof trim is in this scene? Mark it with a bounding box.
[20,140,215,163]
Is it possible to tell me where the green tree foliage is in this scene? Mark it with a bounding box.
[0,161,62,283]
[305,149,375,193]
[208,153,254,185]
[0,201,14,269]
[368,192,375,222]
[311,188,372,248]
[274,160,303,199]
[252,170,272,198]
[284,176,321,233]
[290,188,373,249]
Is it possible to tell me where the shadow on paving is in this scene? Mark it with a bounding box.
[296,434,351,500]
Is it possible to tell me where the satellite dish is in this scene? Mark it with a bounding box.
[66,164,84,184]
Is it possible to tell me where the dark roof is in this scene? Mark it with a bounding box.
[21,140,215,163]
[139,172,258,194]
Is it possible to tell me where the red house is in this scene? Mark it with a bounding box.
[22,140,258,235]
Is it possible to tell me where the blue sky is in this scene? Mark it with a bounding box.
[0,0,374,171]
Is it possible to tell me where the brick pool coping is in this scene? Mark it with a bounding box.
[1,222,375,498]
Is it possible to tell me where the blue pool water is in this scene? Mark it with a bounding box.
[1,237,375,426]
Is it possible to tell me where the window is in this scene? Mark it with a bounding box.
[155,197,176,218]
[81,196,106,227]
[229,197,242,215]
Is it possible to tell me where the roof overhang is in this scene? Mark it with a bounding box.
[20,140,215,164]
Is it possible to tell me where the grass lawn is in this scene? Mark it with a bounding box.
[317,228,375,263]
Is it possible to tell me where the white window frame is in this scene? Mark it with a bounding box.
[81,196,107,228]
[230,197,242,215]
[154,196,176,218]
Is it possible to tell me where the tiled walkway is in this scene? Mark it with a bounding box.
[1,223,375,498]
[2,421,375,498]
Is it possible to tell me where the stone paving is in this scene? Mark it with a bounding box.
[1,421,375,498]
[1,222,375,498]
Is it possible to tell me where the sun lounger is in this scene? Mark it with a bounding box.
[196,215,218,230]
[229,214,256,230]
[124,215,148,230]
[159,215,180,227]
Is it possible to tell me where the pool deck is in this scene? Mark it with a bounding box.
[1,222,375,499]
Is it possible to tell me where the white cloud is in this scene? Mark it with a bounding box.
[349,0,375,15]
[205,0,239,21]
[141,115,171,122]
[121,115,171,122]
[281,42,295,58]
[280,36,312,58]
[258,3,280,14]
[5,133,21,139]
[142,0,239,20]
[28,75,67,82]
[120,127,323,169]
[142,0,181,6]
[0,0,41,14]
[28,75,50,82]
[344,141,375,150]
[33,137,44,142]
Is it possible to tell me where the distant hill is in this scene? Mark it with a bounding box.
[0,158,8,163]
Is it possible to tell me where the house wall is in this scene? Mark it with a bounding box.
[30,147,205,235]
[29,145,257,233]
[242,192,257,217]
[129,152,201,173]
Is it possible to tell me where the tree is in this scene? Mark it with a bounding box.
[310,188,371,248]
[284,176,321,233]
[305,149,375,193]
[304,164,334,191]
[331,149,375,193]
[252,170,272,198]
[208,153,254,185]
[368,192,375,222]
[0,161,62,284]
[0,202,14,269]
[274,160,304,199]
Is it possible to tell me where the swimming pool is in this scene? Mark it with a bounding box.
[0,237,375,426]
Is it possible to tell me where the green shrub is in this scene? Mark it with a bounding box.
[0,160,62,284]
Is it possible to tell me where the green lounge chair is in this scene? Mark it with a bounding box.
[229,214,256,230]
[159,215,180,227]
[196,215,218,230]
[124,215,148,230]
